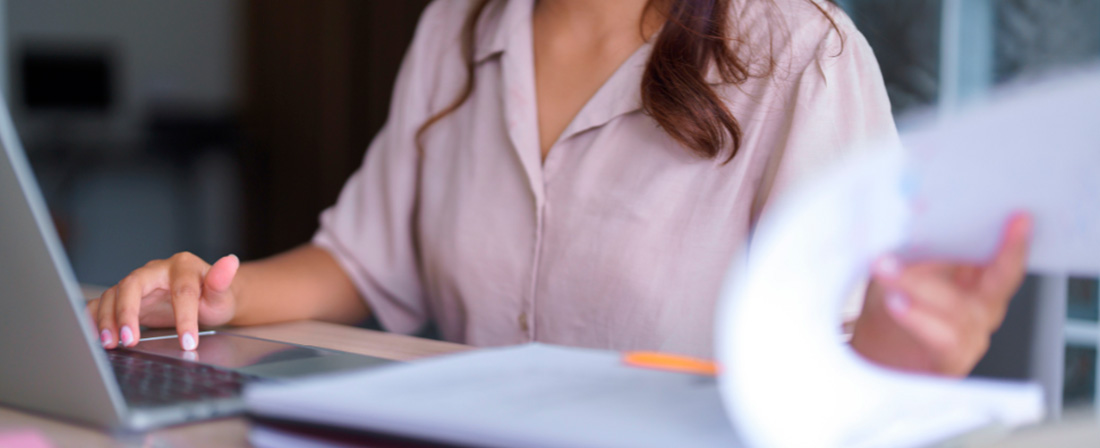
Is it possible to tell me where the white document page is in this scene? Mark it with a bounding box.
[246,343,737,448]
[717,68,1100,448]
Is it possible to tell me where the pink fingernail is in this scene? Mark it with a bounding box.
[886,293,910,316]
[874,256,902,279]
[120,326,134,346]
[181,333,197,351]
[1018,216,1033,236]
[100,329,112,348]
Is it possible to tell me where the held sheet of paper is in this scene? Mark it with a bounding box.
[248,68,1100,448]
[718,67,1100,447]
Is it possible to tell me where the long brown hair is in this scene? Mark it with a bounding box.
[416,0,839,163]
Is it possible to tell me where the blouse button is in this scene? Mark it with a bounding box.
[518,312,530,333]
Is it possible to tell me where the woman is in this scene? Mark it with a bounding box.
[88,0,1030,377]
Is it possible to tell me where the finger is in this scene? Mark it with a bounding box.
[878,256,1002,333]
[893,267,967,319]
[115,277,153,347]
[871,255,904,287]
[96,288,119,349]
[980,212,1033,299]
[86,298,100,330]
[952,265,982,289]
[114,267,166,347]
[86,298,104,343]
[872,255,954,289]
[115,266,164,345]
[169,255,206,351]
[898,269,1009,334]
[885,294,974,375]
[202,254,240,305]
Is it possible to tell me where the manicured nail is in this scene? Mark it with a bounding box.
[1018,215,1033,236]
[874,256,902,279]
[100,329,113,348]
[120,326,134,347]
[181,332,197,351]
[886,293,910,316]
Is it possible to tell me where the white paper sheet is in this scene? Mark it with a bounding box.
[247,344,738,448]
[716,68,1100,448]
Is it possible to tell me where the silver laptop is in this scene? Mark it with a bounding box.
[0,97,390,431]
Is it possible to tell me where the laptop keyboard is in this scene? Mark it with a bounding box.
[107,349,254,407]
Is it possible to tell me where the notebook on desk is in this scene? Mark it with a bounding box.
[246,344,737,448]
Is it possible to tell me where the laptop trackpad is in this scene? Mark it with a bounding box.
[129,332,393,379]
[236,353,391,378]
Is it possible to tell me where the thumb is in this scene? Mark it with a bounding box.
[980,213,1032,298]
[203,254,240,299]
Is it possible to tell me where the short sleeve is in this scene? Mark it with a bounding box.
[311,1,462,334]
[748,20,902,326]
[755,26,901,211]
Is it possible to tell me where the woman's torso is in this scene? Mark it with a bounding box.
[315,0,897,357]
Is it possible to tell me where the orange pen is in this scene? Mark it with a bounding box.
[622,351,720,376]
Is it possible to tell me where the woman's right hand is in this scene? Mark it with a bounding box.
[86,252,240,351]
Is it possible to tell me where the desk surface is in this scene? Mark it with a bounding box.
[0,320,470,448]
[3,306,1098,447]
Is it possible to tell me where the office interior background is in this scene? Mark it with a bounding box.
[2,0,1098,412]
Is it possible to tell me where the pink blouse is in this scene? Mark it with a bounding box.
[313,0,898,357]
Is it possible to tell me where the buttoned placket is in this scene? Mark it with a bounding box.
[492,0,654,343]
[497,0,543,343]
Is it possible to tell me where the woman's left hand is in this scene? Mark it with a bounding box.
[850,213,1033,377]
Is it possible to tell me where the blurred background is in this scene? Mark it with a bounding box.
[4,0,431,283]
[2,0,1099,414]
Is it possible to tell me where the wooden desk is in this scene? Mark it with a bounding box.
[0,320,470,448]
[6,287,1098,446]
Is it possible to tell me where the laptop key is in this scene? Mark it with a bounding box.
[106,349,254,407]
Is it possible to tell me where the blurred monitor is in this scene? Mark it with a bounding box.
[21,48,113,112]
